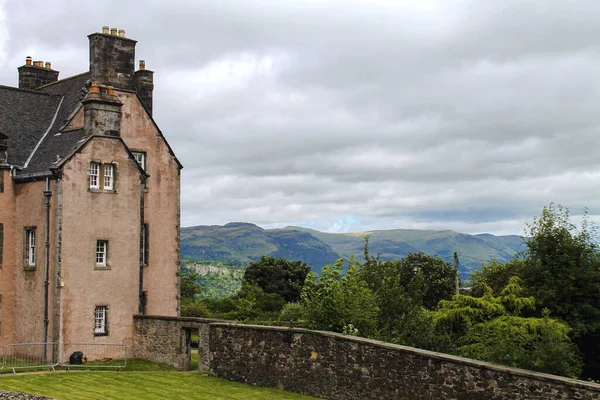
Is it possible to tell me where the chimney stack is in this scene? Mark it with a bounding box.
[88,26,137,90]
[18,56,59,90]
[82,81,123,137]
[134,60,154,115]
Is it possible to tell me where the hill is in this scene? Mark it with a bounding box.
[181,223,525,278]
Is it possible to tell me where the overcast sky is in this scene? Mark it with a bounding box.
[1,0,599,235]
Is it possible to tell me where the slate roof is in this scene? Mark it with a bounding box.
[0,72,90,177]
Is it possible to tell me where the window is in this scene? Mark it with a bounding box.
[132,152,146,171]
[95,240,108,267]
[103,164,113,190]
[24,227,36,268]
[94,306,108,336]
[89,162,99,189]
[142,223,149,266]
[89,162,115,191]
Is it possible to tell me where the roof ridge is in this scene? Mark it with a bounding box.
[0,84,58,96]
[36,71,89,90]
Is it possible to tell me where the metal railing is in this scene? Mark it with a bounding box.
[1,342,59,374]
[62,343,127,371]
[0,342,127,374]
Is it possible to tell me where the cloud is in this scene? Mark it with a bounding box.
[2,0,600,235]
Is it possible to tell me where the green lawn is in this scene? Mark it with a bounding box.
[0,371,318,400]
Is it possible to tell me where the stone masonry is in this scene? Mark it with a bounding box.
[133,316,600,400]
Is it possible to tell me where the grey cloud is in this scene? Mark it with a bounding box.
[2,0,600,234]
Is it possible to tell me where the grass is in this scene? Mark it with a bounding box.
[0,371,319,400]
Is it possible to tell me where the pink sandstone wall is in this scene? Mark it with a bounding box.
[0,168,16,345]
[13,178,57,344]
[117,91,180,317]
[59,137,142,347]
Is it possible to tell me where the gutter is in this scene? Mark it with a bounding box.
[12,171,53,182]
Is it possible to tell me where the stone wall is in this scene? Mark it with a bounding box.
[133,315,216,370]
[133,317,600,399]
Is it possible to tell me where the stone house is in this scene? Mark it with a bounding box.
[0,27,182,350]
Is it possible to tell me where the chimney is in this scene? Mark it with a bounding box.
[18,56,59,90]
[82,82,123,137]
[134,60,154,115]
[88,26,137,90]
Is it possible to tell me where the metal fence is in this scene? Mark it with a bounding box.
[0,342,127,374]
[1,342,59,374]
[62,342,127,370]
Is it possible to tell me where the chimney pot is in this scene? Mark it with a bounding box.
[26,56,32,66]
[110,28,117,36]
[118,29,125,38]
[102,26,110,35]
[90,82,99,93]
[98,84,107,93]
[45,62,51,69]
[107,86,115,95]
[139,60,145,70]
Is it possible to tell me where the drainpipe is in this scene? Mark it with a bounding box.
[138,176,146,314]
[43,177,53,363]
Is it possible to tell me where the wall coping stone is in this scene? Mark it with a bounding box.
[133,314,231,323]
[207,322,600,392]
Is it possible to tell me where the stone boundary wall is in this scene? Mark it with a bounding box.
[133,316,600,399]
[133,315,221,370]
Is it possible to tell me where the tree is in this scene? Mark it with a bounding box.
[180,266,209,317]
[469,258,526,297]
[360,243,455,344]
[433,276,582,377]
[180,266,203,300]
[243,256,311,303]
[301,258,379,337]
[520,204,600,379]
[362,248,455,311]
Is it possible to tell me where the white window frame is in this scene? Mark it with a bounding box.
[95,240,108,267]
[94,306,108,336]
[89,162,100,189]
[103,164,114,190]
[25,228,36,267]
[132,152,146,171]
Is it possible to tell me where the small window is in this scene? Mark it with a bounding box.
[94,306,108,336]
[132,152,146,171]
[95,240,108,267]
[24,227,36,269]
[89,162,116,191]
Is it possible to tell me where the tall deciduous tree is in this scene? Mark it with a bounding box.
[520,204,600,378]
[301,258,379,337]
[243,256,311,303]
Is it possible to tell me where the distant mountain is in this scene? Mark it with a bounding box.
[181,223,525,278]
[180,222,340,272]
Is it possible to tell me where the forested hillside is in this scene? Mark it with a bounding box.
[181,223,525,277]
